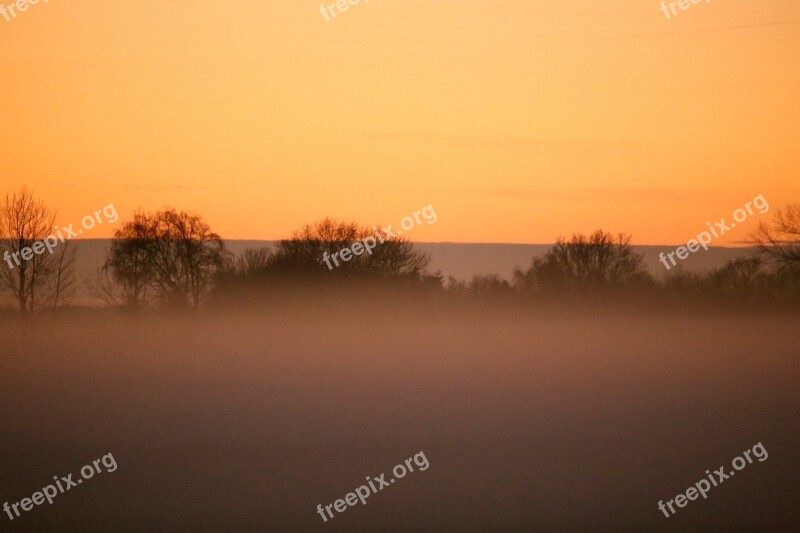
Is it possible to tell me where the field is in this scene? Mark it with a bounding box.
[2,302,798,531]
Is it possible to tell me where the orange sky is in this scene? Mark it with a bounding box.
[1,0,798,244]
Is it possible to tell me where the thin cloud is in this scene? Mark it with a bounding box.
[586,19,800,42]
[366,133,636,148]
[449,187,734,205]
[129,185,206,192]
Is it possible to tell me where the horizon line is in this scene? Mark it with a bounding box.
[64,237,759,248]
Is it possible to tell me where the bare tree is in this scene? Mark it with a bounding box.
[44,241,78,310]
[448,273,512,298]
[753,204,800,274]
[85,265,124,307]
[149,209,227,307]
[232,247,273,277]
[104,208,227,308]
[366,238,430,279]
[269,218,366,275]
[268,218,430,279]
[106,210,157,308]
[515,230,649,293]
[0,188,57,313]
[707,257,764,292]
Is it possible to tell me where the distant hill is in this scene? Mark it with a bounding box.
[60,239,757,304]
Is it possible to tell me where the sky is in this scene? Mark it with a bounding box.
[1,0,798,244]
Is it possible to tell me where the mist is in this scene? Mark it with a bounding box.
[1,294,798,531]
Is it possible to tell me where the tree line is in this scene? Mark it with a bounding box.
[1,188,799,313]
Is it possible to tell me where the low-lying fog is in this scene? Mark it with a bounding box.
[1,300,798,531]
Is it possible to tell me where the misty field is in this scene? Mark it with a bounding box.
[1,304,798,531]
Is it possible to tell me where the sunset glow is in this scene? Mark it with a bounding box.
[2,0,798,244]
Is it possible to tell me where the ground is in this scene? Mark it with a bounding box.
[1,304,798,531]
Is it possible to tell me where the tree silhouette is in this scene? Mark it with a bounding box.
[265,218,430,280]
[514,230,649,294]
[106,210,156,308]
[707,257,765,294]
[104,208,227,308]
[753,204,800,276]
[0,188,76,313]
[44,240,77,310]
